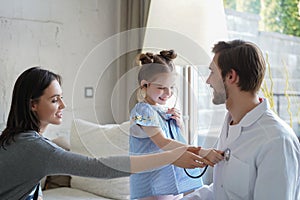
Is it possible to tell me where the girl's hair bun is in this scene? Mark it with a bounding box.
[139,52,153,64]
[160,50,177,60]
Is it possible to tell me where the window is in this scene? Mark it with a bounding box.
[225,9,300,136]
[185,65,226,147]
[189,7,300,146]
[143,1,300,145]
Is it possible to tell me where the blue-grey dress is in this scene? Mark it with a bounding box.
[129,102,203,199]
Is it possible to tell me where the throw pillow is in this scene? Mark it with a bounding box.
[70,119,130,200]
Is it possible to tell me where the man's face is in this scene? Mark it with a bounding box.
[206,54,227,105]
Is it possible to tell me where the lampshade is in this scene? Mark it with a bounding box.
[143,0,228,66]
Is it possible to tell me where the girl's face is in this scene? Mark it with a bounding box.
[144,73,177,105]
[31,80,65,133]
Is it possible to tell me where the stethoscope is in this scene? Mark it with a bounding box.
[165,118,207,178]
[165,116,231,179]
[184,148,231,178]
[153,89,231,179]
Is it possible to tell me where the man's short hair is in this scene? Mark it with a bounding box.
[212,40,266,93]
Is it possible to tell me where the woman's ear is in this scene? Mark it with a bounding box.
[140,80,148,88]
[31,99,38,112]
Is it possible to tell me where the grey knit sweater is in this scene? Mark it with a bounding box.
[0,131,131,200]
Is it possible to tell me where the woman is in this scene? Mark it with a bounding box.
[0,67,208,200]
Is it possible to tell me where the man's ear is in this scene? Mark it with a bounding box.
[227,69,238,84]
[140,80,148,88]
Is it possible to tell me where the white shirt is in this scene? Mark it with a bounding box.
[183,99,300,200]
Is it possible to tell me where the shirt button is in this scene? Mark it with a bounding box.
[221,184,223,188]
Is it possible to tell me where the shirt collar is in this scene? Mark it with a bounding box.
[221,98,269,146]
[238,98,268,128]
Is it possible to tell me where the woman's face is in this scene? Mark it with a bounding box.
[144,73,177,105]
[31,80,65,133]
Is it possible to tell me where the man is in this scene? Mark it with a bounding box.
[183,40,300,199]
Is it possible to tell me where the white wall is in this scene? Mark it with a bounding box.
[0,0,232,140]
[0,0,121,138]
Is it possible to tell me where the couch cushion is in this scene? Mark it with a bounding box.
[43,136,71,190]
[43,187,110,200]
[43,175,71,190]
[70,119,130,200]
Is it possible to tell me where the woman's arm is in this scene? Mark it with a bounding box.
[130,146,208,173]
[46,142,208,176]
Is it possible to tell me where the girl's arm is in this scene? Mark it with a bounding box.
[143,126,186,150]
[161,107,224,164]
[142,126,223,165]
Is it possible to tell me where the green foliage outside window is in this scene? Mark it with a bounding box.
[224,0,236,10]
[224,0,260,14]
[237,0,261,14]
[223,0,300,37]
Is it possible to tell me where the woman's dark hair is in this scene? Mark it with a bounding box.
[0,67,61,148]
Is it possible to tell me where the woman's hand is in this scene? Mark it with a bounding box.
[171,146,214,168]
[199,148,224,164]
[167,107,184,130]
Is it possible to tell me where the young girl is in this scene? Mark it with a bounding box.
[0,67,210,200]
[129,50,224,200]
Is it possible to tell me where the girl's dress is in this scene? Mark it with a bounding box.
[129,102,203,199]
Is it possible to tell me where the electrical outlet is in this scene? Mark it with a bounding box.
[84,87,94,98]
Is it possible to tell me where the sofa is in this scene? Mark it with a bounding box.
[42,118,216,199]
[43,119,131,200]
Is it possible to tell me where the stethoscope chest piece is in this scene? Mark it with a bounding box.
[224,148,231,161]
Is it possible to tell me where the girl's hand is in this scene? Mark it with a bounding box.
[167,107,184,130]
[199,148,224,165]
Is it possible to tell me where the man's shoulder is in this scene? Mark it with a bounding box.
[257,110,298,142]
[260,110,294,132]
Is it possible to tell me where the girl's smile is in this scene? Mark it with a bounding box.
[143,73,177,105]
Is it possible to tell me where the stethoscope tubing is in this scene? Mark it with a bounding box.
[166,114,231,179]
[184,165,208,179]
[167,118,208,179]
